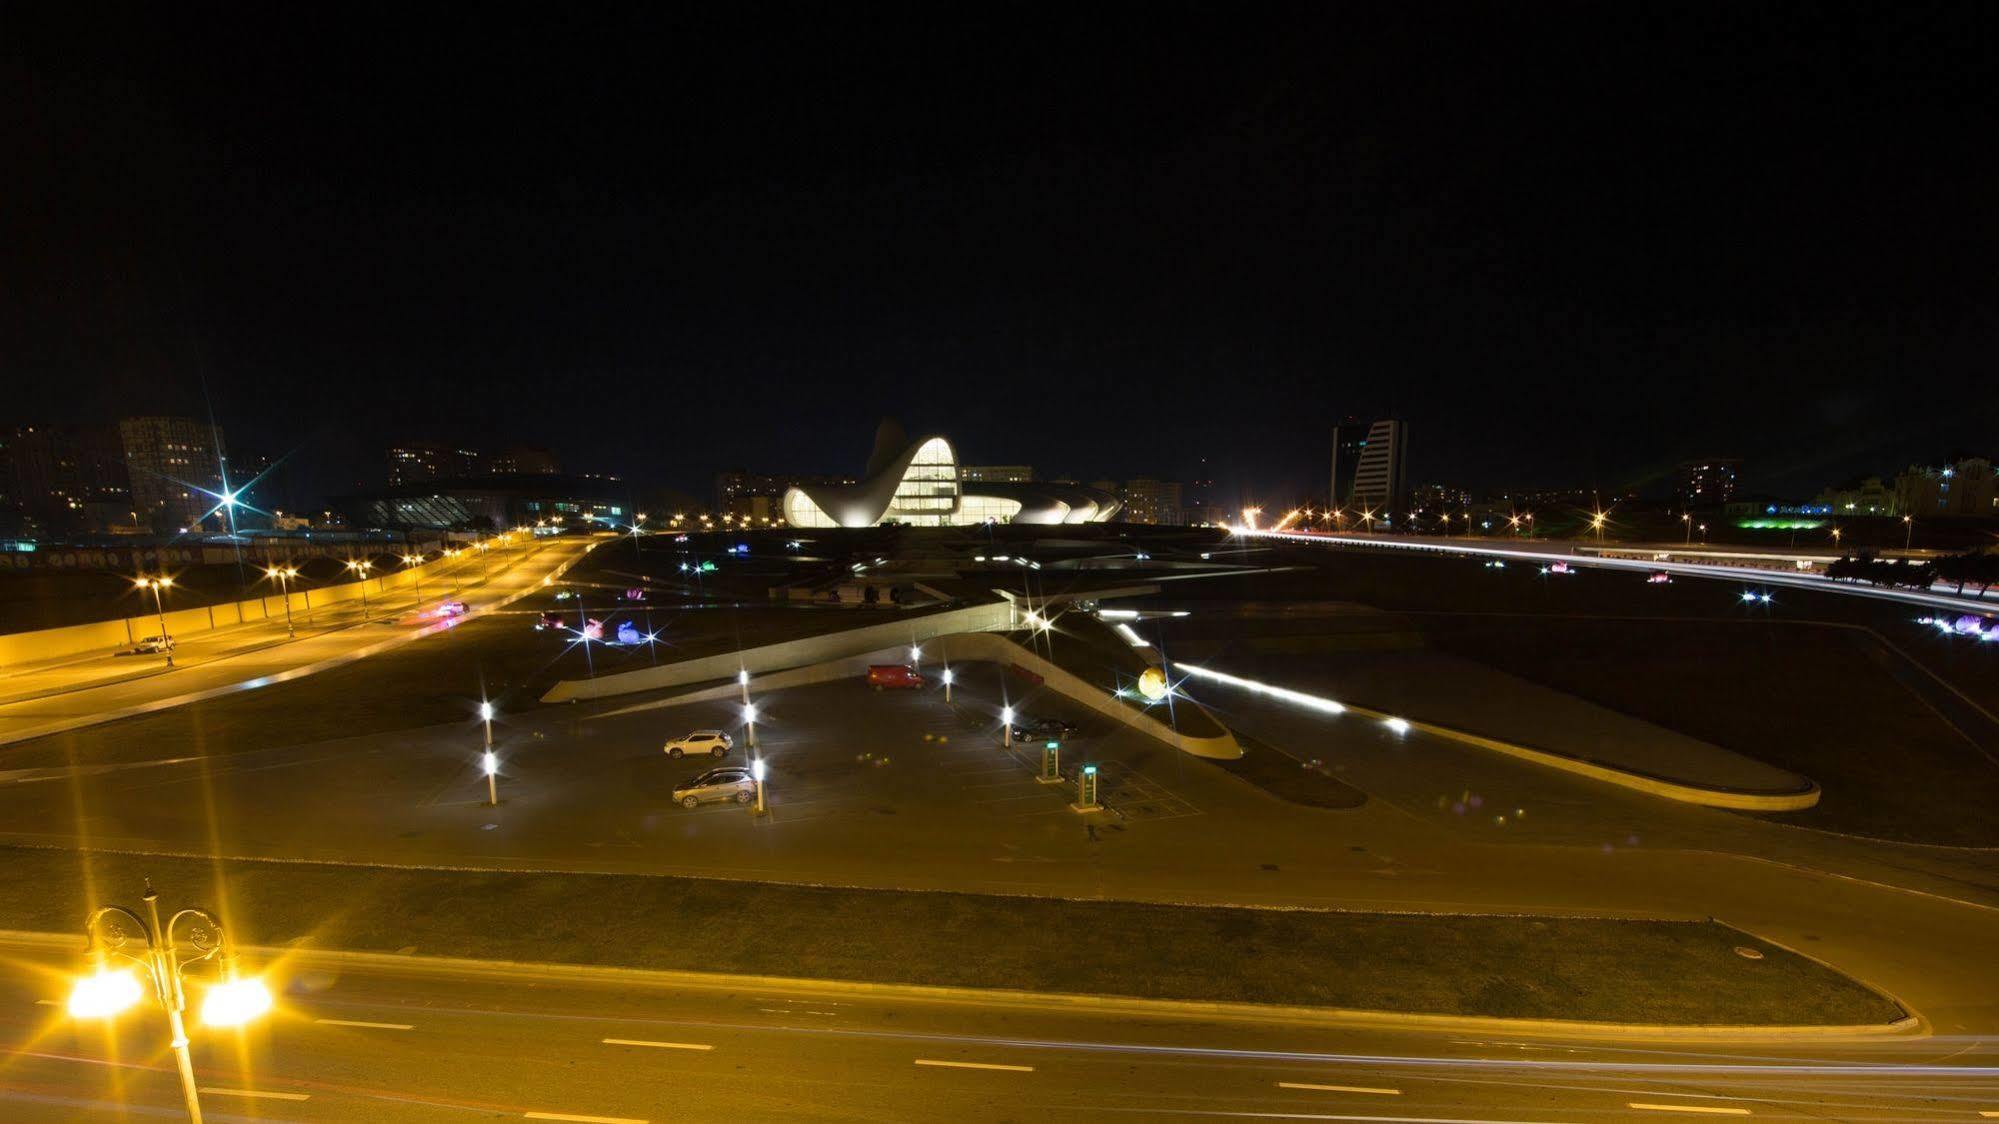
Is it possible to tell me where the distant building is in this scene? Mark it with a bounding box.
[338,474,631,531]
[1896,458,1996,518]
[1677,458,1740,508]
[959,464,1034,483]
[387,442,483,487]
[1411,482,1470,511]
[780,420,1119,526]
[120,416,226,533]
[487,446,561,475]
[717,469,859,521]
[1331,419,1408,514]
[0,424,132,536]
[1119,478,1184,525]
[1813,475,1897,517]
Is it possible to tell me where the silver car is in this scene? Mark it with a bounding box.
[673,767,754,809]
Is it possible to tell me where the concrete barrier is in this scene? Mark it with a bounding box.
[539,602,1017,703]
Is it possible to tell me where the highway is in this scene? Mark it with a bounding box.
[1234,528,1997,617]
[0,538,590,746]
[3,938,1995,1122]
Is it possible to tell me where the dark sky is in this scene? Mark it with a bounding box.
[5,2,1995,508]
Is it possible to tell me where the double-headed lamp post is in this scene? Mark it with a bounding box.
[135,576,175,666]
[402,553,425,610]
[264,566,301,638]
[479,701,498,805]
[69,880,273,1124]
[346,559,373,620]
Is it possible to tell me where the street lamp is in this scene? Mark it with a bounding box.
[1682,512,1693,545]
[1001,705,1014,748]
[69,880,272,1123]
[1903,515,1914,551]
[402,553,424,610]
[345,559,373,620]
[477,701,498,804]
[743,701,758,750]
[942,666,954,703]
[264,566,300,638]
[751,756,767,814]
[134,576,176,667]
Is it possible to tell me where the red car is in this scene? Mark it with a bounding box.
[866,664,924,690]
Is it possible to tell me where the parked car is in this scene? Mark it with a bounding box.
[432,600,469,617]
[672,766,754,808]
[132,635,175,654]
[535,611,566,630]
[1548,561,1573,575]
[1010,716,1079,743]
[664,729,733,759]
[867,664,924,690]
[1646,571,1673,584]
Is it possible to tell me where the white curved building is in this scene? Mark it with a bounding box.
[782,421,1119,528]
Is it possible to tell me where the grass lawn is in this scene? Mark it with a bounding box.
[1424,616,1999,846]
[6,846,1900,1026]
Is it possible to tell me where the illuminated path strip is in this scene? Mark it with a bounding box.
[1627,1104,1751,1116]
[1231,528,1995,616]
[914,1058,1035,1072]
[1278,1081,1400,1095]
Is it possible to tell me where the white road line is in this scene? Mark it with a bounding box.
[914,1058,1034,1073]
[1975,1113,1999,1119]
[1628,1104,1750,1116]
[314,1017,414,1030]
[601,1038,713,1051]
[524,1113,648,1124]
[33,998,58,1006]
[198,1088,311,1101]
[1277,1081,1401,1095]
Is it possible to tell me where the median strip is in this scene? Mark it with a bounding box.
[524,1113,648,1124]
[314,1017,414,1030]
[602,1038,713,1051]
[1277,1081,1400,1095]
[198,1087,310,1101]
[1628,1104,1750,1116]
[914,1059,1034,1072]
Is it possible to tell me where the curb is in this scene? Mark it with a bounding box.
[0,928,1920,1043]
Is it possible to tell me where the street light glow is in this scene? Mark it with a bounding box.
[1001,705,1014,724]
[199,976,273,1027]
[68,967,143,1019]
[478,701,495,721]
[1383,716,1412,735]
[942,668,954,685]
[481,750,498,776]
[743,703,757,723]
[751,758,767,782]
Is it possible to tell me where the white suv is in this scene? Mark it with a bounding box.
[664,729,733,759]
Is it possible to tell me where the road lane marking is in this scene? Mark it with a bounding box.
[315,1017,414,1030]
[198,1088,311,1101]
[33,999,58,1006]
[1277,1081,1401,1095]
[914,1059,1034,1072]
[601,1038,713,1051]
[1976,1114,1999,1119]
[1628,1105,1750,1116]
[524,1114,648,1124]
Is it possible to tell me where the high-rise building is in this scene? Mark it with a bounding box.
[1677,459,1740,508]
[959,465,1034,483]
[488,446,561,475]
[1896,458,1996,517]
[120,417,225,533]
[1120,478,1184,525]
[1331,419,1408,514]
[388,442,483,486]
[717,469,859,519]
[0,424,132,535]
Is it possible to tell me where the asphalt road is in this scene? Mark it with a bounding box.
[3,940,1994,1123]
[0,538,586,746]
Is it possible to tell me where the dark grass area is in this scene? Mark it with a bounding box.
[7,847,1900,1026]
[1213,732,1369,809]
[1160,544,1999,720]
[1425,617,1999,846]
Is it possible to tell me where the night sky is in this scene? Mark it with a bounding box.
[6,3,1994,508]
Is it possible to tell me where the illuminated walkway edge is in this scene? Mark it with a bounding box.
[1176,663,1820,812]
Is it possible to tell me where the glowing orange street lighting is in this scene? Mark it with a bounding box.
[264,565,302,638]
[134,576,176,666]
